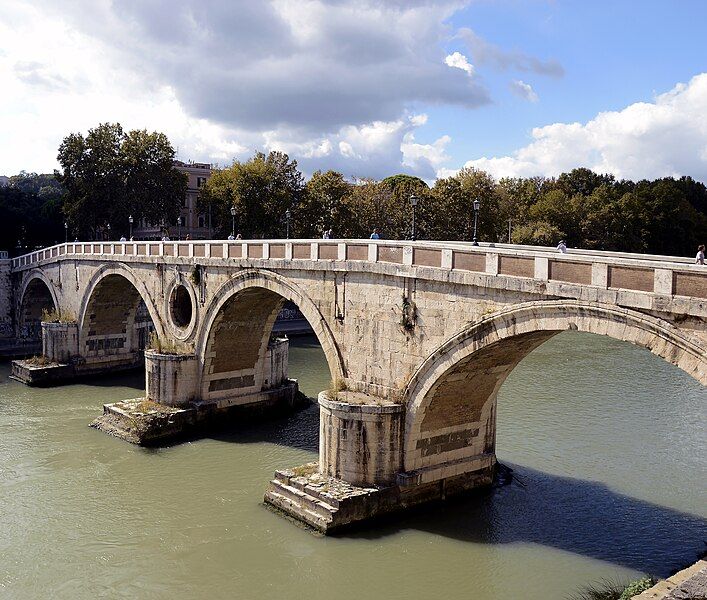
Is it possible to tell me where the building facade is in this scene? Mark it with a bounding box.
[133,161,213,240]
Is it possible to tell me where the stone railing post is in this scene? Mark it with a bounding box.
[485,253,499,276]
[654,268,673,295]
[534,256,549,281]
[591,262,609,288]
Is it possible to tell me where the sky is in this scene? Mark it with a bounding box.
[1,0,706,183]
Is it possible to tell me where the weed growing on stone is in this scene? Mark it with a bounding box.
[292,464,317,478]
[146,332,191,355]
[41,308,77,323]
[569,576,656,600]
[25,355,50,366]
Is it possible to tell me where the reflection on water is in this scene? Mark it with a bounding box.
[0,332,704,600]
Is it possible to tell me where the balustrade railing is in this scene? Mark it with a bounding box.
[10,239,707,299]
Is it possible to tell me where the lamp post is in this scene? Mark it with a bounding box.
[410,194,419,241]
[177,216,182,241]
[508,218,512,244]
[129,215,133,240]
[106,223,111,241]
[230,206,236,238]
[285,208,291,239]
[472,199,480,246]
[64,222,68,243]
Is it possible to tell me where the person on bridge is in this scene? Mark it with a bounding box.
[323,229,333,239]
[697,244,705,265]
[556,240,567,254]
[227,234,235,240]
[370,229,380,240]
[119,236,126,242]
[235,233,242,240]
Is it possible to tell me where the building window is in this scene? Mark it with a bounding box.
[198,215,205,228]
[197,177,207,188]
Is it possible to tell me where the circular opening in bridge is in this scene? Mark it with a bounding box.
[170,284,193,328]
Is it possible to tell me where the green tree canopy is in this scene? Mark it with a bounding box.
[199,151,304,238]
[56,122,186,239]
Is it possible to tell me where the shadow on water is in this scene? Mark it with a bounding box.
[342,464,707,577]
[77,368,146,390]
[188,403,707,576]
[205,401,320,453]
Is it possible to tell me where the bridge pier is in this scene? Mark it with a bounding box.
[90,337,305,445]
[264,390,496,533]
[10,321,144,385]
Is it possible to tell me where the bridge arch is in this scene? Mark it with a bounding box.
[17,270,58,340]
[403,301,707,474]
[196,269,344,402]
[78,264,164,366]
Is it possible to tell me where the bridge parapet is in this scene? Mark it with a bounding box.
[11,239,707,305]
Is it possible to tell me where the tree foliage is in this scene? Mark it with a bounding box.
[56,122,186,239]
[4,135,707,259]
[0,172,65,251]
[199,151,303,238]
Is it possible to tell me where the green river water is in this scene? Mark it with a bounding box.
[0,332,705,599]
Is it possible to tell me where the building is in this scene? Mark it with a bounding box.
[133,161,213,240]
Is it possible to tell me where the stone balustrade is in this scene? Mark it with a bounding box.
[10,239,707,301]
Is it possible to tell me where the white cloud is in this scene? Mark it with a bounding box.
[451,74,707,182]
[262,114,444,179]
[445,51,475,76]
[0,0,488,178]
[510,79,538,102]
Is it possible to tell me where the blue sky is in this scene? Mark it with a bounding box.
[1,0,706,182]
[429,0,707,170]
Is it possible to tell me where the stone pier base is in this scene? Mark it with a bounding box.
[90,379,303,445]
[10,359,74,386]
[10,355,143,386]
[264,461,495,534]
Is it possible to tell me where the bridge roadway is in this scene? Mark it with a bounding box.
[2,239,706,531]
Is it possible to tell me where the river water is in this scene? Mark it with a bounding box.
[0,332,705,599]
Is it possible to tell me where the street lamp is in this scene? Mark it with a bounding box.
[410,194,419,241]
[285,208,291,239]
[106,223,111,241]
[230,206,236,238]
[64,222,68,243]
[128,215,133,240]
[177,216,182,241]
[472,199,480,246]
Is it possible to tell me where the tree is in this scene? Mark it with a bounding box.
[0,173,66,252]
[297,170,352,238]
[199,151,304,238]
[56,123,186,239]
[430,167,497,241]
[381,174,430,239]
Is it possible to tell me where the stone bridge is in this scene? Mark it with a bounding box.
[2,239,706,531]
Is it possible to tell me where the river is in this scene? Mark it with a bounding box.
[0,332,705,599]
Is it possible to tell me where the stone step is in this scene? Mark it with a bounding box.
[285,477,343,509]
[267,480,338,520]
[264,486,334,533]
